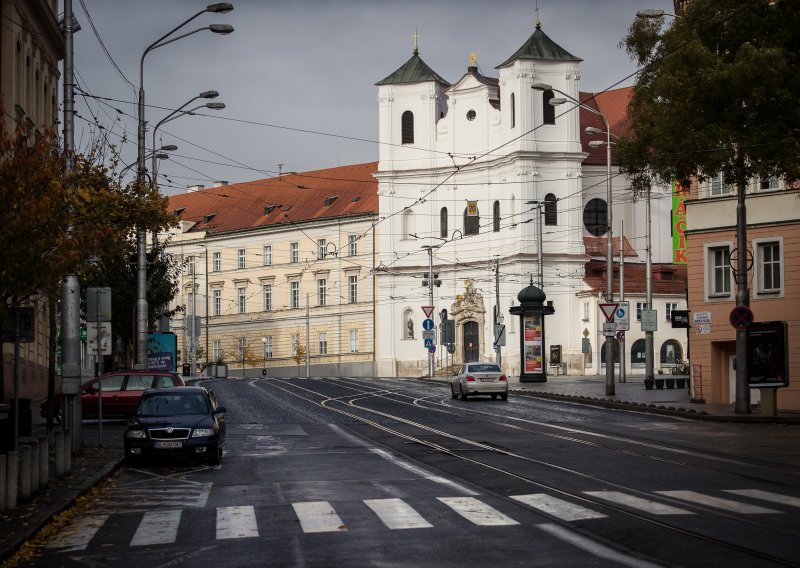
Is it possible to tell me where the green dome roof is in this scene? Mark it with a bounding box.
[517,283,546,304]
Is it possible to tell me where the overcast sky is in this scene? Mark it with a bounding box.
[68,0,674,195]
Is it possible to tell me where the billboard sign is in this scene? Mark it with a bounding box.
[746,321,789,388]
[672,180,688,264]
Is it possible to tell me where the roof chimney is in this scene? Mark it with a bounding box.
[187,184,205,193]
[214,180,228,187]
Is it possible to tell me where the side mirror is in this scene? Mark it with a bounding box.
[214,406,227,414]
[85,385,97,395]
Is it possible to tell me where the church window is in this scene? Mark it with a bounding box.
[543,90,555,125]
[583,198,608,236]
[440,207,448,238]
[493,201,500,232]
[544,193,557,226]
[402,209,415,239]
[510,93,516,128]
[463,206,480,236]
[401,111,414,144]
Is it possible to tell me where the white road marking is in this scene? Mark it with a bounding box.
[216,506,259,539]
[292,501,347,533]
[724,489,800,509]
[656,490,780,514]
[437,497,520,526]
[584,491,694,515]
[45,515,109,551]
[539,523,663,568]
[364,498,433,529]
[130,509,182,546]
[511,494,607,521]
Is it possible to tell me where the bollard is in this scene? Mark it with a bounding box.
[39,435,49,488]
[54,429,65,478]
[0,453,6,510]
[63,429,72,474]
[30,440,40,493]
[19,444,31,502]
[6,451,18,510]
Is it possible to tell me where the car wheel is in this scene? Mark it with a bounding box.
[459,384,468,401]
[209,447,222,466]
[500,392,508,401]
[450,384,458,399]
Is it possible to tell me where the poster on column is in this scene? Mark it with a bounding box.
[523,314,543,373]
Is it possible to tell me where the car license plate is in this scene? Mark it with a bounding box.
[480,378,494,382]
[154,441,182,449]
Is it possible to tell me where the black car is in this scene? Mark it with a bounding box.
[124,386,226,465]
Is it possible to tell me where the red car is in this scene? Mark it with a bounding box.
[43,371,185,421]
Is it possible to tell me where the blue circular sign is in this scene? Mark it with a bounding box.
[422,318,435,330]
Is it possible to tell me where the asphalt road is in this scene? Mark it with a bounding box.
[18,377,800,567]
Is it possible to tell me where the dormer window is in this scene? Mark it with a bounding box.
[543,90,555,125]
[324,195,338,206]
[401,111,414,144]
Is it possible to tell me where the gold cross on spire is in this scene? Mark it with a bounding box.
[412,29,419,55]
[535,0,541,28]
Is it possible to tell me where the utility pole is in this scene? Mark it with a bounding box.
[60,0,82,451]
[305,293,310,378]
[645,186,654,384]
[619,220,626,383]
[494,257,501,366]
[190,257,197,377]
[426,247,434,378]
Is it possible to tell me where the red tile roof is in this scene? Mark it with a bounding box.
[579,87,632,166]
[583,259,687,296]
[583,235,638,259]
[167,162,378,235]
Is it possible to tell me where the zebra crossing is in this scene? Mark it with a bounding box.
[42,487,800,551]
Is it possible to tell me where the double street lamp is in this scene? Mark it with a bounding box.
[532,82,616,395]
[134,3,234,369]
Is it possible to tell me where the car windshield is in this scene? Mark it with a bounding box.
[137,394,210,417]
[468,364,501,373]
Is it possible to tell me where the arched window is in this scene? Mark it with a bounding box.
[542,90,555,125]
[660,339,683,366]
[583,198,608,236]
[493,201,501,232]
[544,193,557,226]
[463,206,480,236]
[600,339,620,365]
[440,207,448,238]
[402,308,414,339]
[630,339,646,367]
[510,93,516,128]
[402,209,414,239]
[401,110,414,144]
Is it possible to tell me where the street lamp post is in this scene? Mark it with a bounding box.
[134,3,233,369]
[532,83,615,394]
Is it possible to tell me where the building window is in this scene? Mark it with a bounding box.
[263,245,272,266]
[665,302,678,321]
[630,339,646,367]
[317,239,326,260]
[213,290,221,316]
[759,177,779,192]
[403,308,414,339]
[466,109,476,121]
[237,337,246,360]
[263,336,272,359]
[401,110,414,144]
[758,241,781,293]
[317,278,327,306]
[237,249,246,269]
[510,93,515,128]
[463,206,480,236]
[290,242,299,263]
[636,302,645,321]
[710,173,733,196]
[544,193,557,226]
[263,284,272,311]
[348,235,358,257]
[493,201,500,232]
[660,339,683,365]
[583,198,607,236]
[709,246,732,296]
[212,252,221,272]
[237,287,246,314]
[290,281,300,309]
[402,209,414,239]
[213,340,222,362]
[318,332,328,355]
[187,256,195,275]
[349,329,359,353]
[582,301,590,321]
[440,207,448,238]
[348,275,358,303]
[542,90,555,125]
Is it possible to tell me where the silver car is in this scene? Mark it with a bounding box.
[451,362,508,400]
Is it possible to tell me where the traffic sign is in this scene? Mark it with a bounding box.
[424,338,434,348]
[602,322,617,336]
[614,301,629,330]
[421,305,434,318]
[422,318,435,331]
[422,329,436,340]
[616,330,625,341]
[730,306,754,330]
[429,345,436,353]
[641,309,658,332]
[599,303,619,322]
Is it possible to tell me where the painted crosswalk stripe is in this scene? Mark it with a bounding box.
[292,501,347,533]
[437,497,520,526]
[216,506,259,539]
[364,498,433,529]
[511,494,607,521]
[45,515,109,551]
[130,509,182,546]
[724,489,800,509]
[584,491,694,515]
[656,490,780,514]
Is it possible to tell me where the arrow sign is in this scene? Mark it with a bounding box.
[422,318,435,330]
[599,303,619,323]
[421,305,434,318]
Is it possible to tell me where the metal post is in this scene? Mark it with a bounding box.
[537,203,544,289]
[190,260,197,378]
[135,62,148,369]
[96,291,103,447]
[427,247,434,378]
[619,220,626,383]
[305,294,310,378]
[645,186,654,383]
[494,257,501,366]
[604,128,614,395]
[734,171,750,413]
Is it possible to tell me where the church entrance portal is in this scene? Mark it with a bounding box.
[463,321,479,363]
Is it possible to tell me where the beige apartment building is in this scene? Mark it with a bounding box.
[164,163,379,378]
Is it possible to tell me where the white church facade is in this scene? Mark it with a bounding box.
[373,23,688,378]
